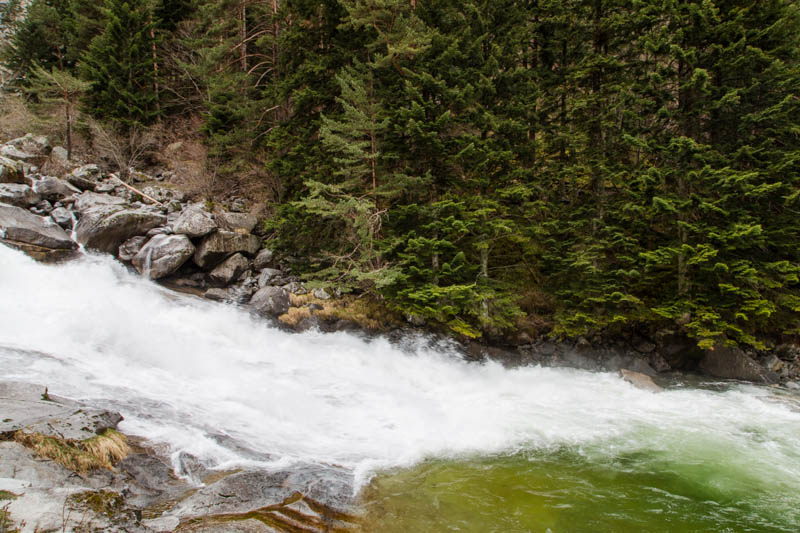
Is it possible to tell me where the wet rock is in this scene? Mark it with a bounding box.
[132,234,195,280]
[75,204,166,254]
[0,382,122,440]
[204,288,230,301]
[209,253,250,286]
[620,369,663,392]
[253,248,275,270]
[0,155,25,184]
[49,206,75,230]
[215,211,258,233]
[171,465,356,527]
[118,236,148,262]
[32,175,80,201]
[785,381,799,390]
[172,203,217,238]
[763,354,784,373]
[283,281,307,295]
[0,183,40,207]
[250,286,290,316]
[66,164,101,191]
[258,267,282,287]
[0,204,77,250]
[699,345,780,384]
[194,230,260,269]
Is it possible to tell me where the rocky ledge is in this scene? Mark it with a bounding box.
[0,382,357,533]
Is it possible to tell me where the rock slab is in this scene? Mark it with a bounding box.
[0,204,77,250]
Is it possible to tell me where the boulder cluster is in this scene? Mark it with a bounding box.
[0,133,303,318]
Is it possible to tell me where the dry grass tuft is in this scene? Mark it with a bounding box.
[13,429,130,474]
[281,293,402,332]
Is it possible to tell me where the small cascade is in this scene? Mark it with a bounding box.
[143,245,154,278]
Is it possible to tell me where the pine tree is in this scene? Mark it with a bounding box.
[81,0,160,129]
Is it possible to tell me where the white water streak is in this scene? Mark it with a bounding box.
[1,245,799,490]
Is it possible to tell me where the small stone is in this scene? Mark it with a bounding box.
[785,382,799,390]
[313,288,332,300]
[204,288,230,302]
[250,286,290,316]
[763,354,784,373]
[50,146,69,164]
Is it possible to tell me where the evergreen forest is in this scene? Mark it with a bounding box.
[3,0,800,348]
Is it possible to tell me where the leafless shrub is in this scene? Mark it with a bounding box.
[88,119,162,180]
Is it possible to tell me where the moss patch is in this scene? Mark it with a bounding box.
[7,429,130,474]
[0,491,17,501]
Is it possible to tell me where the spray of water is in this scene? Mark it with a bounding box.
[1,245,799,496]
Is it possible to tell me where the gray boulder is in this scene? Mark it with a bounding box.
[132,234,195,280]
[699,345,780,384]
[0,183,40,207]
[258,267,282,287]
[118,236,148,262]
[0,204,76,250]
[73,191,127,213]
[313,288,332,300]
[250,286,290,316]
[50,146,69,164]
[208,253,250,286]
[0,144,38,163]
[204,288,230,301]
[6,133,51,157]
[49,207,75,230]
[0,155,25,184]
[215,211,258,233]
[75,204,166,254]
[253,248,275,270]
[172,203,217,238]
[194,230,261,269]
[32,176,80,202]
[66,164,100,191]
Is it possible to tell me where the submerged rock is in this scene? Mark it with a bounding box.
[620,369,663,393]
[132,234,195,280]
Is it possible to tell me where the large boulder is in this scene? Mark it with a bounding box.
[699,344,780,384]
[194,230,260,269]
[0,155,25,184]
[0,203,77,250]
[258,267,282,287]
[172,203,217,238]
[253,248,275,270]
[0,183,40,207]
[215,211,258,233]
[208,253,249,286]
[73,191,126,213]
[32,176,80,202]
[132,234,195,279]
[66,164,101,191]
[74,204,166,254]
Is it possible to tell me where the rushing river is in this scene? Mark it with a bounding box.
[1,245,799,531]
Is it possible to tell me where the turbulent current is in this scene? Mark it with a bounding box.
[2,244,800,531]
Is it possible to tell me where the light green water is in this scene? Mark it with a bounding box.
[360,444,800,532]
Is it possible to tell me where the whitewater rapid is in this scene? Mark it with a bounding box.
[1,245,800,492]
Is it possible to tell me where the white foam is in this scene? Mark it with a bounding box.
[1,245,799,491]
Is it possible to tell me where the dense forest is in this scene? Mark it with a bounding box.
[2,0,800,347]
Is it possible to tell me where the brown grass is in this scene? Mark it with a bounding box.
[12,429,130,474]
[280,293,402,332]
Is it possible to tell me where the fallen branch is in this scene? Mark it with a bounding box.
[109,174,165,206]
